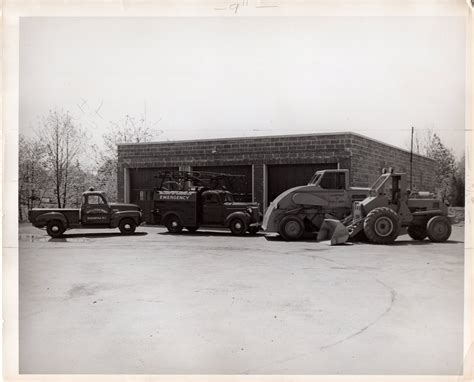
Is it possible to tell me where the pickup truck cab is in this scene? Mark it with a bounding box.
[28,189,142,238]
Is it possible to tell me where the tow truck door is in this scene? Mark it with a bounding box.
[202,191,223,224]
[81,194,111,225]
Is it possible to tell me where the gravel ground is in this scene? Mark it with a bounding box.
[18,223,465,375]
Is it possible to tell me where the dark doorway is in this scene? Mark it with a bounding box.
[192,165,253,202]
[267,163,338,204]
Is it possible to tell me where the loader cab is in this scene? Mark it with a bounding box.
[81,191,111,225]
[370,172,408,205]
[308,169,349,190]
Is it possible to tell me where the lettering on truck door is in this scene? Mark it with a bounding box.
[82,194,111,225]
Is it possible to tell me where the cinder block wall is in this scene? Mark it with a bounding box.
[117,133,353,202]
[349,134,436,191]
[117,132,436,204]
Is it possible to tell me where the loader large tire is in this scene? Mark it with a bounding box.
[427,215,451,242]
[407,225,427,241]
[363,207,400,244]
[279,215,305,241]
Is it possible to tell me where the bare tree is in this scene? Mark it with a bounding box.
[405,128,435,156]
[67,160,91,207]
[93,112,162,201]
[452,154,465,207]
[37,110,86,208]
[406,129,463,204]
[104,113,161,157]
[18,135,50,220]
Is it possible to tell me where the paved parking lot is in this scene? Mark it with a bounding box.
[19,223,464,375]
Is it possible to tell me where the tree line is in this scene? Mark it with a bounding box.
[409,129,464,207]
[19,110,466,220]
[19,109,160,220]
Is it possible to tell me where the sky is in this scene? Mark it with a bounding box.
[20,16,467,158]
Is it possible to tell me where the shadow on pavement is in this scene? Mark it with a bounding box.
[264,234,319,243]
[48,231,148,242]
[159,230,264,238]
[265,235,464,245]
[391,239,463,246]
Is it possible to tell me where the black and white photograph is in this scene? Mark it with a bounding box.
[3,0,472,379]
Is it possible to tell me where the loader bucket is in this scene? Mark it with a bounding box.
[317,219,350,245]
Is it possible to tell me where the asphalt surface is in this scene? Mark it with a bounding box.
[19,223,464,375]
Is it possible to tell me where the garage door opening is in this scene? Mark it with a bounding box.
[267,163,338,205]
[129,167,178,223]
[192,165,252,202]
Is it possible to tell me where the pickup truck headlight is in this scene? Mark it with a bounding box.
[246,207,253,214]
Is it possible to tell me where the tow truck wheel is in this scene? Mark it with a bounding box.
[279,215,305,241]
[363,207,400,244]
[407,225,428,241]
[427,215,451,242]
[47,220,65,238]
[165,215,183,233]
[185,226,199,233]
[119,218,136,235]
[230,217,247,236]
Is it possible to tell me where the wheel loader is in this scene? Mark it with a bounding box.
[318,168,453,245]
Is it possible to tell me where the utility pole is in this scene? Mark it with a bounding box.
[410,126,414,190]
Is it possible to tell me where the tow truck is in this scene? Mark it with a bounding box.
[148,171,261,235]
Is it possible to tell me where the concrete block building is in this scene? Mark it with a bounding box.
[117,132,436,214]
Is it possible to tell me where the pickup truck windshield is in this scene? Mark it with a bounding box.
[83,194,107,205]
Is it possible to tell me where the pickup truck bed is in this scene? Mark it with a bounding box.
[29,208,80,227]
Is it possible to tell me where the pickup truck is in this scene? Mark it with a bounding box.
[28,189,143,238]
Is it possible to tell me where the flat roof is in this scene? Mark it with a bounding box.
[117,131,433,161]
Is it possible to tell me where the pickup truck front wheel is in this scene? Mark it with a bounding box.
[47,220,65,238]
[119,218,136,235]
